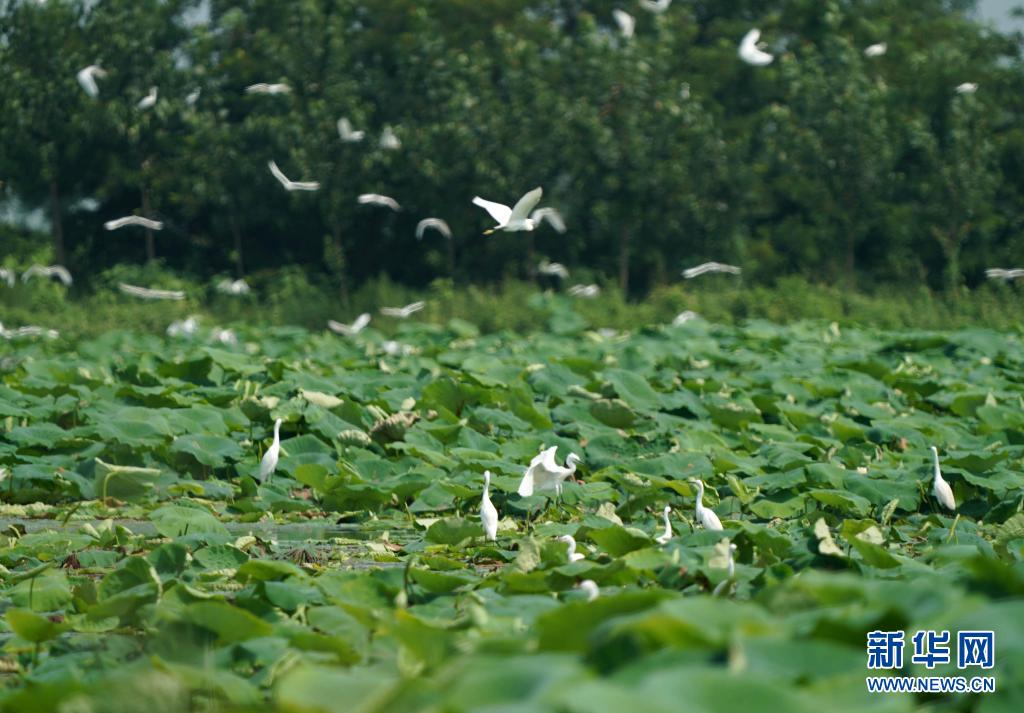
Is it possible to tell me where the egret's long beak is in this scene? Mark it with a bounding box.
[483,228,495,235]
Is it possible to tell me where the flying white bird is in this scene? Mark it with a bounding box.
[337,117,365,142]
[654,505,673,544]
[985,268,1024,280]
[105,216,164,231]
[22,264,72,286]
[416,218,452,241]
[380,301,425,318]
[259,418,283,482]
[689,478,723,531]
[216,278,251,295]
[357,194,401,211]
[538,261,569,280]
[517,446,581,498]
[473,187,544,234]
[76,65,107,98]
[245,83,291,95]
[930,446,956,511]
[0,268,14,288]
[682,261,742,279]
[956,82,978,95]
[0,323,59,340]
[863,42,887,58]
[613,9,635,39]
[167,316,199,337]
[379,126,401,150]
[577,579,600,601]
[268,160,320,192]
[185,88,201,105]
[739,29,773,66]
[672,310,700,325]
[557,534,586,562]
[480,470,498,541]
[639,0,672,14]
[119,283,185,301]
[531,207,567,233]
[327,313,371,336]
[568,283,600,298]
[137,86,158,110]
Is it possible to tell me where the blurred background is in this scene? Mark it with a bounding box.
[1,0,1023,333]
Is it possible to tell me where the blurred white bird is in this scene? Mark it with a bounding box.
[689,478,723,531]
[531,207,567,233]
[22,264,72,286]
[337,117,365,142]
[985,268,1024,280]
[212,328,237,346]
[246,83,291,95]
[930,446,956,511]
[120,283,185,301]
[327,313,371,336]
[380,301,425,318]
[739,29,773,66]
[259,418,283,482]
[216,278,251,295]
[268,160,320,192]
[416,218,452,240]
[672,310,699,325]
[357,194,401,211]
[680,82,691,100]
[105,216,164,231]
[538,261,569,280]
[639,0,672,14]
[682,261,741,279]
[473,187,544,234]
[863,42,887,58]
[480,470,498,541]
[76,64,107,98]
[956,82,978,94]
[568,283,600,298]
[557,534,586,562]
[185,88,201,105]
[0,323,59,340]
[655,505,673,544]
[0,268,14,288]
[379,126,401,150]
[137,86,158,110]
[577,579,600,601]
[613,9,635,38]
[712,542,738,596]
[167,316,199,337]
[518,446,581,498]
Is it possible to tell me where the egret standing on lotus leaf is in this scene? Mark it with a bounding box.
[480,471,498,541]
[689,478,723,531]
[259,418,283,482]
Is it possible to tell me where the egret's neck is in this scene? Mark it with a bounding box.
[484,473,491,495]
[273,422,281,441]
[932,450,941,481]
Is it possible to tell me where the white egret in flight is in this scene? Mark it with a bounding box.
[245,83,291,95]
[930,446,956,511]
[76,65,107,98]
[956,82,978,94]
[268,161,320,192]
[0,323,59,340]
[167,316,199,337]
[105,216,164,231]
[473,187,544,234]
[639,0,672,14]
[578,580,600,601]
[357,194,401,211]
[557,535,586,562]
[216,278,251,295]
[538,261,569,280]
[568,284,600,298]
[119,283,185,301]
[531,207,567,233]
[380,301,425,318]
[0,268,14,288]
[739,29,773,66]
[672,310,699,325]
[682,261,741,279]
[137,86,158,110]
[654,505,673,544]
[337,117,365,142]
[480,470,498,541]
[379,126,401,150]
[985,268,1024,280]
[689,478,723,531]
[416,218,452,240]
[327,313,371,336]
[259,418,283,482]
[517,446,581,499]
[22,264,72,286]
[863,42,887,58]
[613,10,635,39]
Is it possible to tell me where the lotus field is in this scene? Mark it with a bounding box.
[1,315,1023,712]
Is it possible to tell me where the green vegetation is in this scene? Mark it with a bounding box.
[1,317,1023,711]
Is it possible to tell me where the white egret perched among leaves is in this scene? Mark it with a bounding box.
[357,194,401,211]
[473,187,544,234]
[654,506,673,544]
[22,264,72,286]
[672,310,699,326]
[216,278,251,295]
[864,42,887,58]
[105,215,164,231]
[613,9,635,39]
[712,542,738,596]
[380,301,425,318]
[639,0,672,14]
[517,446,581,499]
[137,86,158,110]
[682,261,742,279]
[578,580,600,601]
[985,268,1024,280]
[416,218,452,241]
[568,283,600,298]
[689,478,724,531]
[0,268,14,288]
[956,82,978,94]
[268,161,320,192]
[480,471,498,541]
[739,29,774,66]
[930,446,956,511]
[327,313,371,336]
[557,534,585,562]
[538,261,569,280]
[186,88,201,106]
[76,64,107,98]
[531,207,567,233]
[245,83,291,95]
[119,283,185,301]
[259,418,283,482]
[337,117,365,142]
[167,316,199,337]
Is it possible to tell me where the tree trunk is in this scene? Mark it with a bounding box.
[618,226,630,294]
[141,189,155,262]
[48,179,66,267]
[230,211,244,277]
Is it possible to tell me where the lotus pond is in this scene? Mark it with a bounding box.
[1,315,1023,712]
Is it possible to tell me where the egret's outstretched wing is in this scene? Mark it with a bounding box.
[472,197,512,226]
[351,313,371,332]
[509,187,543,223]
[531,207,566,233]
[268,160,290,188]
[416,218,452,240]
